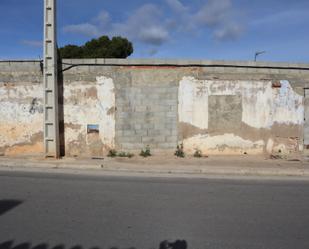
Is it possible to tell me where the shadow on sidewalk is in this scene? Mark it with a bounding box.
[0,240,188,249]
[0,200,22,216]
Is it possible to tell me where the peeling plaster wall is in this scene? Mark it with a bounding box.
[184,134,265,155]
[0,61,44,156]
[63,76,115,157]
[242,80,304,128]
[1,59,309,157]
[178,77,304,155]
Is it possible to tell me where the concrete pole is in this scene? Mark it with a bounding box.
[43,0,60,158]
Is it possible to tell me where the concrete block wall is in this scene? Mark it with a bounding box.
[114,69,179,152]
[1,59,309,157]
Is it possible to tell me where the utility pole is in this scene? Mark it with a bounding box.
[43,0,60,158]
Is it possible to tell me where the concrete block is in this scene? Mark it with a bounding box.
[119,124,132,130]
[154,123,166,130]
[104,58,129,65]
[123,130,137,137]
[160,129,174,136]
[120,136,142,143]
[159,143,177,149]
[134,106,148,112]
[171,130,178,136]
[133,124,142,130]
[165,112,177,118]
[69,59,86,65]
[146,105,164,112]
[135,129,148,136]
[162,99,178,105]
[165,117,177,124]
[169,105,177,111]
[166,136,178,143]
[119,143,144,150]
[142,123,155,129]
[147,129,163,136]
[142,136,166,143]
[165,87,178,93]
[165,122,177,129]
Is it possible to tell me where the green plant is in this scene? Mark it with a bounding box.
[117,152,134,158]
[107,149,117,158]
[193,149,202,158]
[140,146,152,157]
[175,144,185,158]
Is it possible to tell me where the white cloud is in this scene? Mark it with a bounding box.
[110,4,170,45]
[195,0,232,26]
[193,0,245,40]
[63,4,169,46]
[166,0,245,41]
[93,10,110,26]
[138,26,169,45]
[166,0,188,13]
[21,40,42,47]
[63,23,100,37]
[62,0,245,48]
[214,23,244,41]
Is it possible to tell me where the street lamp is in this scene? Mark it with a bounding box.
[254,51,266,62]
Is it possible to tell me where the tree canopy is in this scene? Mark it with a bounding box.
[59,36,133,59]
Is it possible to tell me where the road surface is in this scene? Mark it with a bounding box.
[0,170,309,249]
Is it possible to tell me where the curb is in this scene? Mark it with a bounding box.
[1,159,309,179]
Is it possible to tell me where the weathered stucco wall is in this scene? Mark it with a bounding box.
[178,77,304,155]
[63,76,115,157]
[0,61,43,156]
[1,59,309,157]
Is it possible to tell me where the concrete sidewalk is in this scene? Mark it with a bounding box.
[0,155,309,178]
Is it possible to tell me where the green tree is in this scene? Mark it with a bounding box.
[58,45,83,59]
[59,35,133,59]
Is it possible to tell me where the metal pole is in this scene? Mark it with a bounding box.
[43,0,60,158]
[254,51,266,62]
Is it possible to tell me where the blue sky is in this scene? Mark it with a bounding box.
[0,0,308,62]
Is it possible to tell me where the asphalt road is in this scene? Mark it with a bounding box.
[0,170,309,249]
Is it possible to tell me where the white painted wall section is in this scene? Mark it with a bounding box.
[178,77,208,129]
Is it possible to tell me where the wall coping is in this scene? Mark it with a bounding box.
[1,58,309,70]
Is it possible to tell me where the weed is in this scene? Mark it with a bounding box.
[118,152,134,158]
[140,146,152,157]
[175,143,185,158]
[107,149,117,158]
[193,149,202,158]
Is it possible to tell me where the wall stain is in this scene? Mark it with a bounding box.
[85,86,98,99]
[65,123,82,130]
[181,121,302,155]
[4,131,44,156]
[179,122,208,139]
[107,106,116,116]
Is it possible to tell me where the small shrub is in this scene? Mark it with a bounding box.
[108,149,117,157]
[140,146,152,157]
[175,144,185,158]
[118,152,134,158]
[193,149,202,158]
